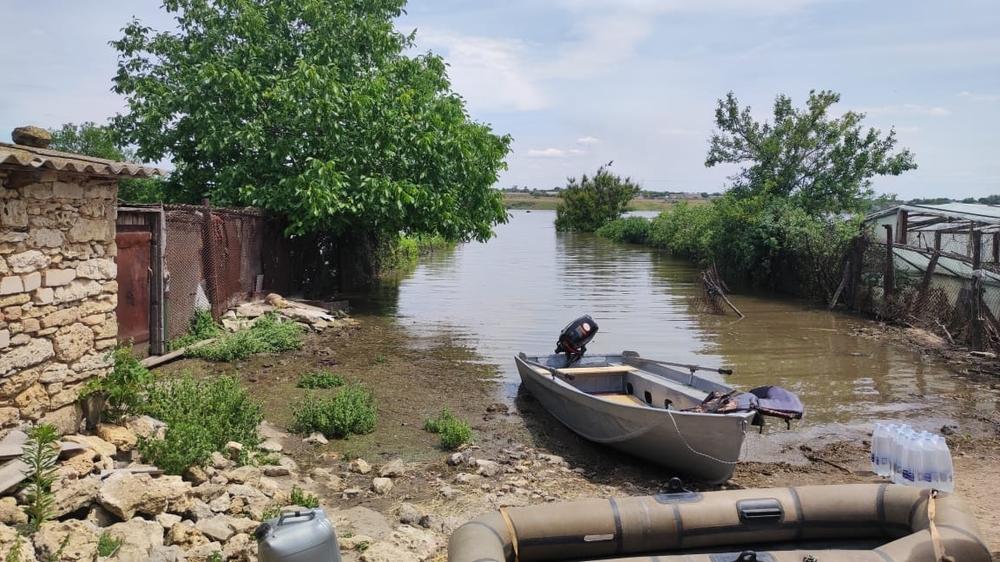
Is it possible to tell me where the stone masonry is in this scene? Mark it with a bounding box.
[0,169,119,432]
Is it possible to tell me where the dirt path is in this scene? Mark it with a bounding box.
[157,314,1000,560]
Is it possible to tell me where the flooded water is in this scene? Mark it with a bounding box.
[364,210,999,443]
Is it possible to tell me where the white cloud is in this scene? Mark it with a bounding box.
[526,148,585,158]
[894,125,921,134]
[860,104,951,117]
[659,128,701,136]
[576,136,600,145]
[417,30,548,112]
[556,0,821,15]
[959,91,1000,102]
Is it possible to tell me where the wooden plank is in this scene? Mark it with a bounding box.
[593,393,648,407]
[555,366,636,376]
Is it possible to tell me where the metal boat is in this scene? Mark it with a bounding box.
[514,351,755,484]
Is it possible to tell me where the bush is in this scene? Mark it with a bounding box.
[423,409,473,450]
[596,216,652,244]
[187,313,302,362]
[169,309,223,350]
[21,424,59,533]
[555,166,640,232]
[296,371,345,389]
[139,375,263,474]
[79,345,154,423]
[291,384,377,438]
[289,486,319,508]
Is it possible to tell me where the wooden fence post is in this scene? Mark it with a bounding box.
[201,198,220,319]
[883,224,894,301]
[934,231,942,252]
[896,209,908,244]
[972,230,982,270]
[971,271,984,351]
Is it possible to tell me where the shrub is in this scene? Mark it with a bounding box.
[596,216,651,244]
[423,409,473,450]
[169,309,223,350]
[21,424,59,533]
[555,166,640,232]
[139,375,263,474]
[187,313,302,362]
[291,384,377,438]
[79,345,154,423]
[289,486,320,508]
[296,371,345,390]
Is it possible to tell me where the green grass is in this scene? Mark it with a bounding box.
[296,370,345,389]
[186,313,302,362]
[291,384,377,439]
[423,409,473,450]
[169,309,223,350]
[289,486,319,508]
[97,533,122,557]
[79,345,154,423]
[139,374,263,474]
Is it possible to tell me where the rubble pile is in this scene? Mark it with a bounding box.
[221,294,356,334]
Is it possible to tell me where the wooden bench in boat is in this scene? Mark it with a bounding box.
[592,392,647,407]
[553,365,636,377]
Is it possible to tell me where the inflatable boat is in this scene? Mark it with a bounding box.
[448,483,990,562]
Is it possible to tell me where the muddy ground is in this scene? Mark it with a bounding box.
[158,314,1000,560]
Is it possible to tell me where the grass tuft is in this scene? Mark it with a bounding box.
[289,486,319,508]
[296,370,345,389]
[97,533,123,557]
[169,309,223,350]
[423,409,473,450]
[187,313,302,362]
[291,384,377,438]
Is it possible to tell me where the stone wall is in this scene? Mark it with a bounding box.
[0,170,118,432]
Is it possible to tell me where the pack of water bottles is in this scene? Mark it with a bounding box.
[870,423,954,492]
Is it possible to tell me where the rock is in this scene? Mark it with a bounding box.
[379,458,406,478]
[184,465,210,485]
[225,465,261,484]
[224,441,244,459]
[104,517,165,560]
[208,492,231,513]
[210,451,231,469]
[96,423,138,452]
[486,402,509,414]
[195,516,235,542]
[184,541,224,562]
[166,520,209,549]
[126,415,167,440]
[350,458,372,474]
[537,453,567,466]
[0,522,37,561]
[304,432,328,445]
[339,534,374,551]
[336,506,392,541]
[259,439,283,453]
[475,459,501,477]
[185,499,215,521]
[97,472,191,520]
[439,485,458,500]
[53,322,95,362]
[148,545,187,562]
[264,293,288,307]
[39,404,82,436]
[85,504,118,527]
[0,497,26,525]
[225,483,267,500]
[7,250,49,274]
[342,487,362,499]
[941,424,959,436]
[222,532,257,562]
[371,477,393,495]
[454,472,479,485]
[397,503,421,526]
[52,475,100,517]
[359,525,444,562]
[263,465,290,477]
[64,434,116,457]
[34,519,100,561]
[11,126,52,148]
[447,452,466,466]
[156,512,182,529]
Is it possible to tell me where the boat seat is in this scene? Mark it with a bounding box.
[554,365,636,376]
[593,392,648,407]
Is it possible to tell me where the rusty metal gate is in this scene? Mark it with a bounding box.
[116,207,166,356]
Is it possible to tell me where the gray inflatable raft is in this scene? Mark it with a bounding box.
[448,483,989,562]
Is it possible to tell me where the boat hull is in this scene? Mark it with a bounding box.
[515,355,751,484]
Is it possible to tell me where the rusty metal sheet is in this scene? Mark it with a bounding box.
[116,230,152,345]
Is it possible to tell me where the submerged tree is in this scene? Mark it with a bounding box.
[555,166,640,232]
[706,90,917,215]
[110,0,510,244]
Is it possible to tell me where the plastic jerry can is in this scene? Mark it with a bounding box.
[256,509,341,562]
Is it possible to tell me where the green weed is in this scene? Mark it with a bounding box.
[187,313,302,362]
[289,486,319,508]
[296,371,345,389]
[291,384,377,438]
[139,374,263,474]
[169,309,223,350]
[97,533,122,557]
[79,345,154,423]
[21,425,59,534]
[423,409,473,450]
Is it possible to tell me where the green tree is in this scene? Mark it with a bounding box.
[48,122,167,203]
[555,166,640,232]
[706,90,917,215]
[110,0,510,243]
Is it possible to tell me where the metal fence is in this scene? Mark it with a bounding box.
[846,233,1000,352]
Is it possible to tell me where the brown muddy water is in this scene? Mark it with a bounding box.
[361,210,1000,455]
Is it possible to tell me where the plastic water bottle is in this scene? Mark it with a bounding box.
[931,435,955,493]
[871,423,893,477]
[914,432,933,489]
[899,429,918,485]
[890,425,910,484]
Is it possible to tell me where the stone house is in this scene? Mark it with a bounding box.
[0,128,160,433]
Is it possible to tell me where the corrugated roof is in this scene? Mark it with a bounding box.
[866,203,1000,224]
[0,142,163,178]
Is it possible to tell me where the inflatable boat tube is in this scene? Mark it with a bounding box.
[448,484,989,562]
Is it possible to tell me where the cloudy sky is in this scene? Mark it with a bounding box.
[2,0,998,198]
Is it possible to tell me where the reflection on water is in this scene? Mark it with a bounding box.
[362,211,998,439]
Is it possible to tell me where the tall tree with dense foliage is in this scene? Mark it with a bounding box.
[110,0,510,244]
[706,90,916,215]
[48,122,167,203]
[555,166,640,232]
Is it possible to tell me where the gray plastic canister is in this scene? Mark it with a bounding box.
[256,509,341,562]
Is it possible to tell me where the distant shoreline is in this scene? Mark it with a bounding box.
[502,192,711,211]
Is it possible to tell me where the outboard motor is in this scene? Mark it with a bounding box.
[555,315,599,366]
